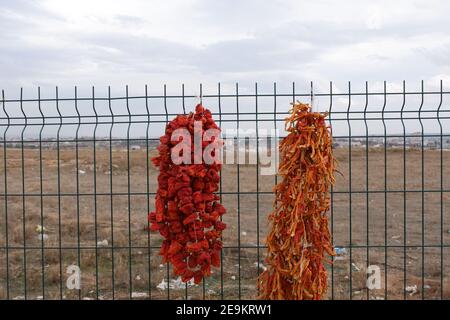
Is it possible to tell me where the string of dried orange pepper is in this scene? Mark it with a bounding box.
[258,102,336,300]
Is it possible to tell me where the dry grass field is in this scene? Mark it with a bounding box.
[0,145,449,300]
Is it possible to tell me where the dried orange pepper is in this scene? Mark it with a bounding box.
[258,102,336,300]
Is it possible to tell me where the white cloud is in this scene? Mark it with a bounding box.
[1,0,450,94]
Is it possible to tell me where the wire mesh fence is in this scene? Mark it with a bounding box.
[0,81,449,300]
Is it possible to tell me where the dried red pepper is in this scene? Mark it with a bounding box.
[149,104,226,284]
[258,102,336,300]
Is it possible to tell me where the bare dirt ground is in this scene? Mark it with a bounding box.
[0,145,449,300]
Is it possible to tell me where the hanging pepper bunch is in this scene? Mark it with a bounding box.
[258,102,336,300]
[149,104,226,284]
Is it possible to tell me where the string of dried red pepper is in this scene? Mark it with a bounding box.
[258,102,336,300]
[149,104,226,284]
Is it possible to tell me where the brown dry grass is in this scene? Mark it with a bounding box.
[0,145,449,300]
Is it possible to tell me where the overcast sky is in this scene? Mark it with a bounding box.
[1,0,450,96]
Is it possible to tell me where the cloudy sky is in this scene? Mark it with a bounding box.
[1,0,450,96]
